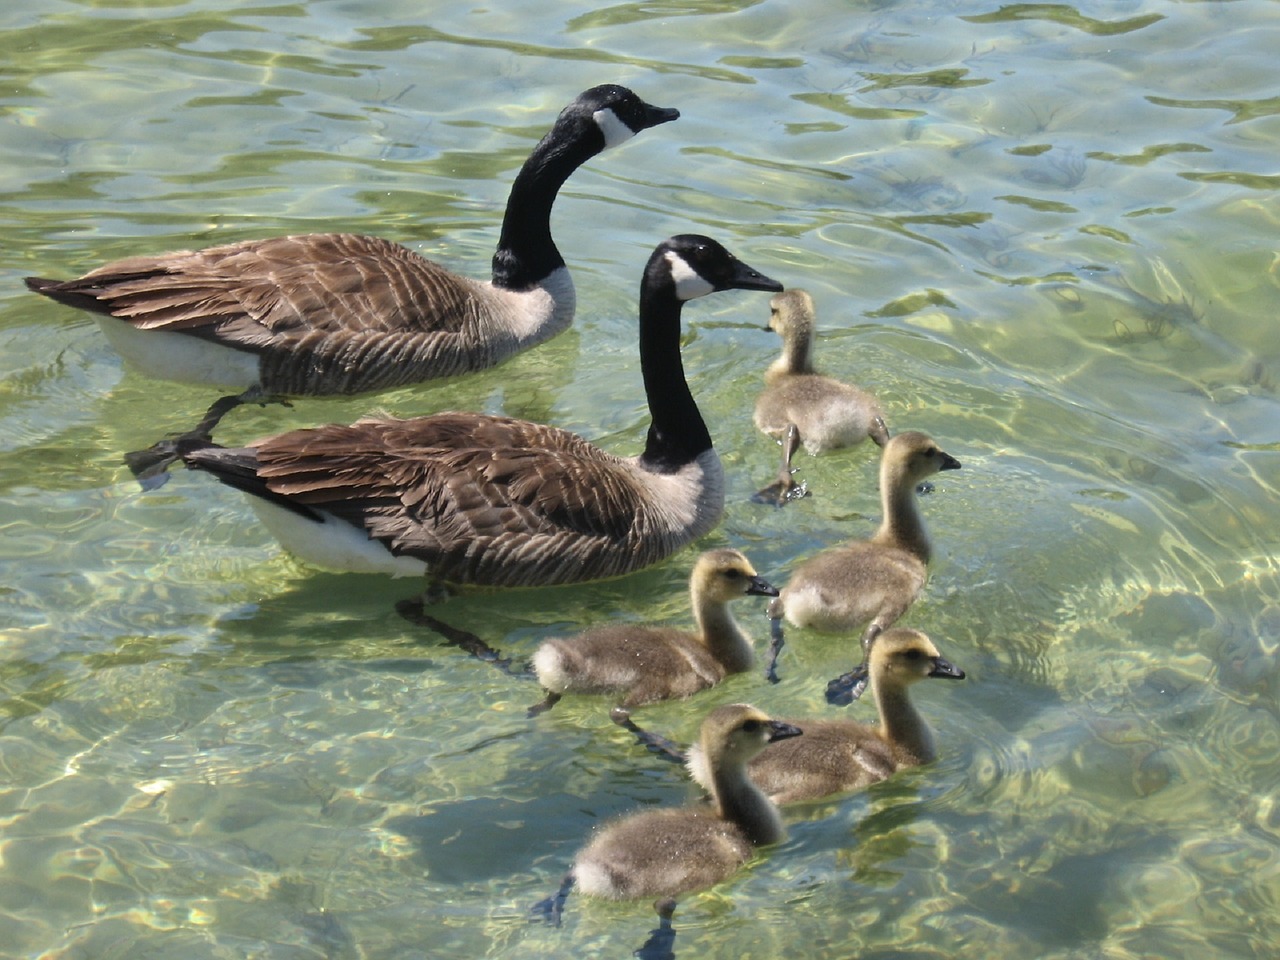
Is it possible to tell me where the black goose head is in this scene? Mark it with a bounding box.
[493,86,678,290]
[652,234,784,303]
[636,236,781,474]
[557,84,680,153]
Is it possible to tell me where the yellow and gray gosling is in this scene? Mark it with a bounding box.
[25,85,679,484]
[529,549,778,715]
[690,629,964,804]
[753,289,889,505]
[533,704,801,933]
[765,430,961,703]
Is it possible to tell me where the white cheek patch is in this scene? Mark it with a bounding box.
[593,107,637,149]
[665,251,715,301]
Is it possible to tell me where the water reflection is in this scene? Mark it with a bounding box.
[3,0,1280,957]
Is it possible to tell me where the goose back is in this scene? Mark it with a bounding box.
[179,235,782,587]
[26,85,679,395]
[184,413,725,586]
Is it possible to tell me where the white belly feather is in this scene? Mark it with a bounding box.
[96,316,261,388]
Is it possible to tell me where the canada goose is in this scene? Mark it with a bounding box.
[25,84,679,480]
[534,703,801,934]
[177,235,783,588]
[753,289,889,505]
[765,430,960,703]
[689,629,964,804]
[528,548,778,715]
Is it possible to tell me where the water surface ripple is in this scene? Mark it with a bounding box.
[1,0,1278,957]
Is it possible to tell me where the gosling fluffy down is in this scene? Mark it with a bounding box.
[689,629,964,805]
[530,549,778,711]
[766,430,960,699]
[772,431,960,636]
[753,289,889,504]
[572,704,801,901]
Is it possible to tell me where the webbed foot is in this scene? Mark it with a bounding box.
[825,662,870,706]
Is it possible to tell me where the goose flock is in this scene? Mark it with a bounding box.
[26,82,968,954]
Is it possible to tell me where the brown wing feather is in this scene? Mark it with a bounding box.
[249,414,647,583]
[52,234,478,338]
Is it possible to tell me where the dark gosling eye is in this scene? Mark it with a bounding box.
[740,719,762,733]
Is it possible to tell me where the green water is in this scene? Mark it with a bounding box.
[2,0,1278,956]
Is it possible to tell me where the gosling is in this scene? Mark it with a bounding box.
[753,289,889,505]
[765,430,961,703]
[534,703,801,930]
[529,549,778,715]
[689,629,964,804]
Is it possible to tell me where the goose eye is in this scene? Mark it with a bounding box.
[903,649,924,660]
[740,719,762,733]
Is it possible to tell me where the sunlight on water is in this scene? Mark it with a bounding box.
[1,0,1278,957]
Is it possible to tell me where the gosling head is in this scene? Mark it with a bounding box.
[870,628,966,690]
[699,703,803,769]
[881,430,962,486]
[692,548,779,605]
[765,288,816,336]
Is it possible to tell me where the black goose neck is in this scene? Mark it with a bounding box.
[490,123,600,291]
[637,280,713,473]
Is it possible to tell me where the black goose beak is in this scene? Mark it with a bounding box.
[641,103,681,128]
[725,257,784,294]
[766,720,803,743]
[929,656,965,680]
[747,575,780,598]
[940,452,962,471]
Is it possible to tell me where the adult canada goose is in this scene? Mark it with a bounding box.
[528,548,778,715]
[765,430,960,703]
[688,629,964,804]
[178,235,783,589]
[25,84,679,480]
[752,289,889,505]
[533,703,801,947]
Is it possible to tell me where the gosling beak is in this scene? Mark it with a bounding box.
[766,720,803,743]
[929,656,965,680]
[940,451,962,471]
[746,575,780,598]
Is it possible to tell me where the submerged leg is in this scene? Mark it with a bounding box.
[126,387,288,490]
[526,690,562,718]
[635,898,678,960]
[825,623,883,706]
[530,872,576,927]
[395,599,529,678]
[752,424,808,506]
[869,414,891,448]
[825,664,870,706]
[764,614,786,684]
[610,708,685,764]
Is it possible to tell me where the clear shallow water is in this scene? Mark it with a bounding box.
[2,0,1278,957]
